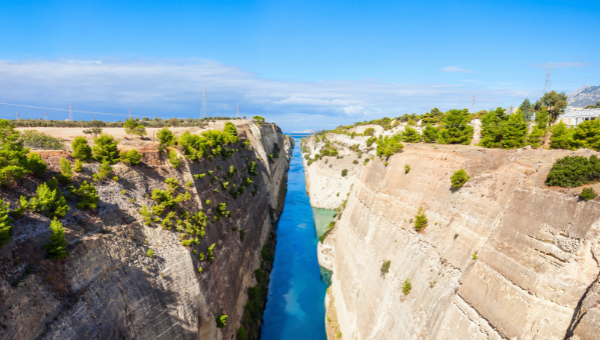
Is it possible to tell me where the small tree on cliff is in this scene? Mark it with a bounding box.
[124,118,147,137]
[414,207,428,231]
[451,169,470,189]
[44,217,68,260]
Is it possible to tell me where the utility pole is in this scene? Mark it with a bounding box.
[44,110,48,121]
[472,95,476,112]
[544,62,552,93]
[236,104,239,118]
[15,110,19,120]
[201,88,208,118]
[68,102,73,121]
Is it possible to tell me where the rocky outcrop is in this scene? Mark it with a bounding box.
[315,143,600,339]
[0,122,291,340]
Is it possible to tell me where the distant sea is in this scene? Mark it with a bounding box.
[286,132,312,138]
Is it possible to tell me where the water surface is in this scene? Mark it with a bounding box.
[260,139,328,340]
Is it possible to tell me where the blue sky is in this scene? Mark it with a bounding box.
[0,0,598,131]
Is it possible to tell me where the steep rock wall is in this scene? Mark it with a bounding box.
[0,122,291,340]
[319,144,600,340]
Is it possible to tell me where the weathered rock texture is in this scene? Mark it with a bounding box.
[318,143,600,340]
[0,122,292,340]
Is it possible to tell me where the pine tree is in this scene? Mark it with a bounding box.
[550,122,577,150]
[124,118,147,137]
[27,152,48,177]
[402,126,421,143]
[0,198,13,249]
[502,112,527,149]
[0,119,30,187]
[59,157,73,184]
[422,124,438,143]
[414,206,428,231]
[519,98,534,122]
[157,127,175,146]
[527,126,544,148]
[73,181,99,210]
[92,133,120,164]
[44,217,68,260]
[71,136,92,161]
[437,109,474,145]
[478,108,505,148]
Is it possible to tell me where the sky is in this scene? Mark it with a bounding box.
[0,0,598,132]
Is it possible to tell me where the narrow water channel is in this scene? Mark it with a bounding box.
[260,138,331,340]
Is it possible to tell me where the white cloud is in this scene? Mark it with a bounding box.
[534,62,594,68]
[440,66,475,74]
[0,59,528,130]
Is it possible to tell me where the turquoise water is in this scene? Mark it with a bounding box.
[260,139,328,340]
[313,208,337,237]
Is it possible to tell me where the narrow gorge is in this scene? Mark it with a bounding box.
[0,121,291,340]
[302,124,600,340]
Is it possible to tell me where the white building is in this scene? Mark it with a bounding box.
[556,108,600,126]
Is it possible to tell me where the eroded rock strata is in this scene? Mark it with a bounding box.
[304,134,600,340]
[0,122,291,340]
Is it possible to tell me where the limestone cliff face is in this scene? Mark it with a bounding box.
[0,122,291,340]
[317,144,600,340]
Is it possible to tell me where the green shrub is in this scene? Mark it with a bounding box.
[404,164,410,174]
[124,118,147,137]
[224,122,238,135]
[472,253,478,260]
[140,205,152,225]
[381,260,391,276]
[120,149,143,165]
[205,199,211,205]
[402,126,421,143]
[550,122,577,150]
[10,196,28,219]
[240,229,246,242]
[147,249,154,258]
[437,109,474,145]
[546,155,600,188]
[29,181,69,218]
[580,187,598,201]
[73,181,99,210]
[168,149,180,168]
[193,173,206,180]
[0,119,30,187]
[402,279,412,295]
[157,127,175,146]
[341,169,348,177]
[82,127,102,137]
[353,160,359,164]
[72,136,92,161]
[414,206,428,231]
[0,198,13,249]
[422,124,438,143]
[73,159,83,172]
[527,126,544,148]
[93,161,113,181]
[44,217,68,260]
[20,130,65,150]
[216,315,228,328]
[92,133,120,164]
[237,327,248,340]
[450,169,470,189]
[376,134,404,157]
[59,157,72,184]
[27,152,47,177]
[207,243,216,261]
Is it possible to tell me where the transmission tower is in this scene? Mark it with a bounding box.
[236,104,239,118]
[544,62,552,93]
[201,88,208,118]
[129,108,132,119]
[44,110,48,120]
[472,95,476,112]
[68,102,73,121]
[15,110,19,120]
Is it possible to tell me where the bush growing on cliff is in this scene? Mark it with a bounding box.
[92,161,113,181]
[422,124,438,143]
[223,121,238,136]
[546,155,600,187]
[0,119,30,187]
[27,152,48,177]
[527,126,544,148]
[450,169,470,189]
[140,205,152,225]
[414,206,428,231]
[580,188,598,201]
[376,134,404,158]
[237,327,248,340]
[404,165,410,174]
[402,279,412,295]
[72,181,99,210]
[10,196,28,219]
[92,133,120,164]
[0,199,13,249]
[381,260,391,277]
[402,126,421,143]
[207,243,216,261]
[29,181,69,218]
[73,159,83,172]
[120,149,143,165]
[44,217,68,260]
[147,249,154,258]
[124,118,147,137]
[168,149,180,168]
[72,136,92,161]
[158,127,175,146]
[216,315,228,328]
[59,157,73,184]
[341,169,348,177]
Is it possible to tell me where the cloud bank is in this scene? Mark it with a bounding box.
[0,59,527,130]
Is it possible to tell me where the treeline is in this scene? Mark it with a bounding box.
[13,116,242,128]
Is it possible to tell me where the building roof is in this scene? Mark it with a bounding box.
[561,108,600,118]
